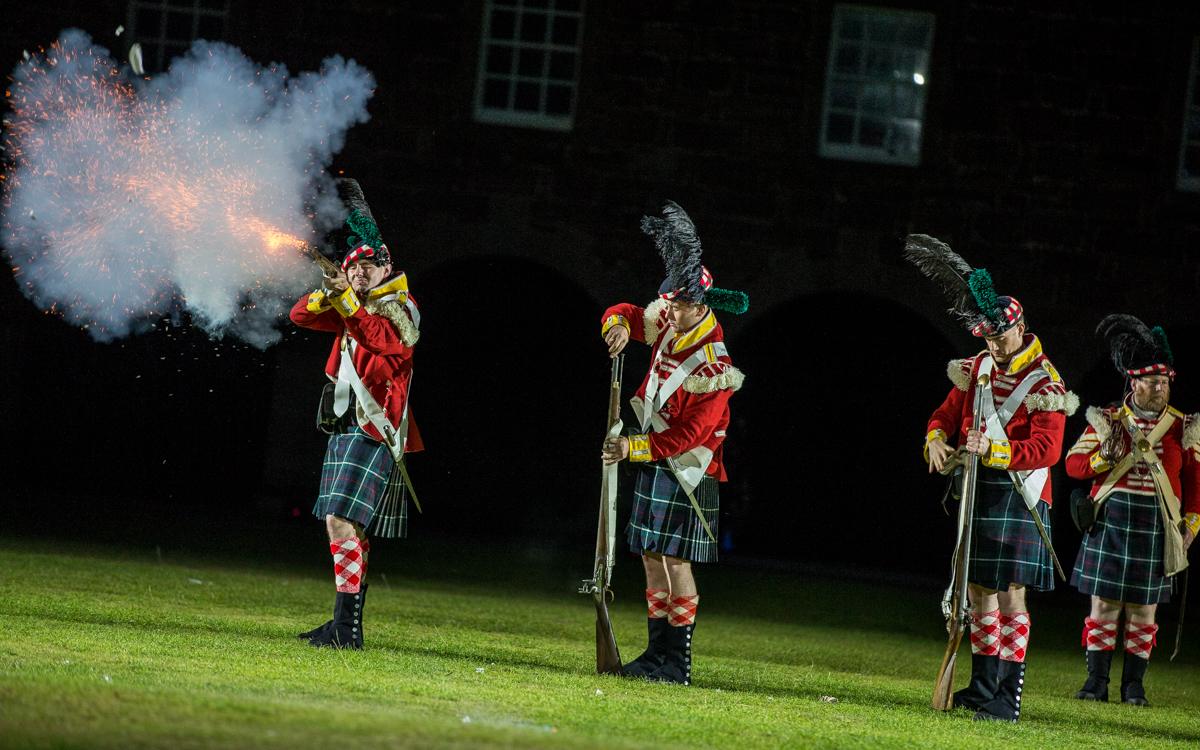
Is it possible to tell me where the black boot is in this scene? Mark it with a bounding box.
[649,622,695,686]
[308,590,364,650]
[973,660,1025,722]
[622,618,669,678]
[953,654,1000,710]
[1075,650,1113,701]
[1120,653,1150,707]
[298,583,368,642]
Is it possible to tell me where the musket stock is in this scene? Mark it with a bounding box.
[932,373,988,710]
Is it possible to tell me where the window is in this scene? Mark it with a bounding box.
[127,0,229,73]
[1177,37,1200,191]
[474,0,585,131]
[819,5,935,166]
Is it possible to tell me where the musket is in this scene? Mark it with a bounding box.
[300,242,343,279]
[932,372,988,711]
[578,354,625,675]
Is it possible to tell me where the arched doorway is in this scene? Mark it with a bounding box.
[725,292,962,576]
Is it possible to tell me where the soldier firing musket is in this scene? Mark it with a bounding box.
[907,235,1078,722]
[290,178,423,650]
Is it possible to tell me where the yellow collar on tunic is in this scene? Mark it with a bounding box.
[671,309,717,353]
[1001,334,1042,375]
[367,272,408,302]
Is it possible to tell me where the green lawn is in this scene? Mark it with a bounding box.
[1,538,1197,749]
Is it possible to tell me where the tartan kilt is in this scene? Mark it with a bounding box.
[312,427,408,539]
[967,471,1055,592]
[1071,491,1172,604]
[627,463,719,563]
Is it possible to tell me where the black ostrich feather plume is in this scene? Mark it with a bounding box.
[642,200,704,302]
[1096,313,1173,375]
[903,233,991,330]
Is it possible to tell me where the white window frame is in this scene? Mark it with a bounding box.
[819,4,935,167]
[127,0,230,73]
[473,0,585,131]
[1177,36,1200,192]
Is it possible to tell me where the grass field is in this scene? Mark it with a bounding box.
[1,536,1197,749]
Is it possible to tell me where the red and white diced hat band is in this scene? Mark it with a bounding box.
[341,243,390,272]
[1127,363,1176,379]
[659,265,713,301]
[970,296,1024,337]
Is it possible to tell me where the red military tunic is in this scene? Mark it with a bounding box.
[290,273,423,451]
[1066,402,1200,522]
[925,334,1076,504]
[602,298,743,480]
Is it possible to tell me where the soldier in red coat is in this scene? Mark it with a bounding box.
[907,235,1078,722]
[600,201,747,686]
[1066,315,1199,706]
[289,180,421,650]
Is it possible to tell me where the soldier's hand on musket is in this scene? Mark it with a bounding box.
[323,270,349,293]
[604,325,630,358]
[601,436,629,465]
[1098,426,1128,463]
[964,429,991,457]
[927,438,954,473]
[1184,527,1195,552]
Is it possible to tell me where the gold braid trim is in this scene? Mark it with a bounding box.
[364,298,419,347]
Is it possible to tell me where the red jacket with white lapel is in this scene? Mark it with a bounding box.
[602,298,745,480]
[290,274,423,451]
[925,335,1077,504]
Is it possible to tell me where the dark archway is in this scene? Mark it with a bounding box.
[399,255,606,544]
[725,292,963,576]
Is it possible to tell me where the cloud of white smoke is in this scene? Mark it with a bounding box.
[1,29,375,347]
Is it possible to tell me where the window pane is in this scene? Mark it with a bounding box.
[551,15,580,45]
[486,44,513,75]
[1185,145,1200,177]
[830,80,857,109]
[548,51,575,81]
[199,0,227,9]
[483,77,511,108]
[1186,110,1200,141]
[860,117,887,147]
[835,44,861,75]
[137,8,163,37]
[520,12,548,43]
[839,16,864,41]
[197,15,224,39]
[867,18,899,45]
[490,10,516,40]
[826,112,854,143]
[865,46,893,78]
[897,20,931,47]
[556,0,582,11]
[860,82,892,113]
[514,81,541,111]
[165,11,193,41]
[518,48,543,76]
[546,84,573,115]
[525,0,550,7]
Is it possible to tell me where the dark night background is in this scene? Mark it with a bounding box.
[3,1,1200,608]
